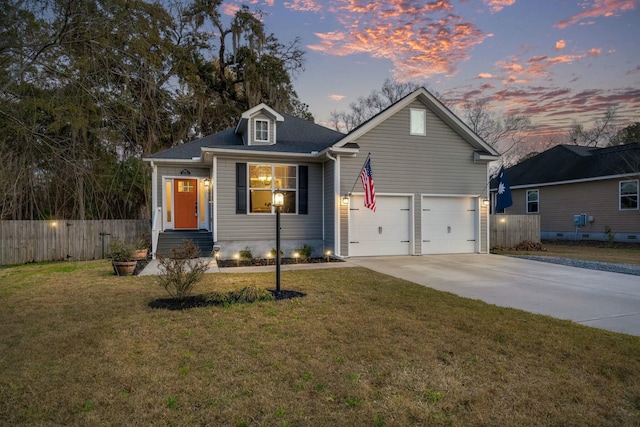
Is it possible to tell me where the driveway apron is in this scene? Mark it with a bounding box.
[348,254,640,336]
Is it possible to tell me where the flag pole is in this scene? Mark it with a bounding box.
[347,152,371,196]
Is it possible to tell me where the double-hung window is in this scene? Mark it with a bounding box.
[254,119,269,142]
[620,180,639,210]
[248,164,297,213]
[526,189,539,213]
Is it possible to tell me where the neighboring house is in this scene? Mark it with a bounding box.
[144,87,499,259]
[490,142,640,242]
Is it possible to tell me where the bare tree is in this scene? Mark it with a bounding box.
[568,107,617,147]
[329,78,421,133]
[462,98,531,154]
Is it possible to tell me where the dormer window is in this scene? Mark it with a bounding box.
[255,119,270,142]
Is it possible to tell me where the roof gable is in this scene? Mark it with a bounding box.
[331,87,499,157]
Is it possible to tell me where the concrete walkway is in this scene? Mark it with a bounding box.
[348,254,640,337]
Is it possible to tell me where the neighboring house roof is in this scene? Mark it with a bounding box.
[491,142,640,189]
[147,112,345,160]
[332,87,500,158]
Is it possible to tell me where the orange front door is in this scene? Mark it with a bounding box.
[174,179,198,229]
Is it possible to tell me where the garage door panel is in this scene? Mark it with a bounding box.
[349,195,411,257]
[422,197,477,255]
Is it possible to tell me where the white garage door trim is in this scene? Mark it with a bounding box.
[348,193,414,257]
[421,195,479,255]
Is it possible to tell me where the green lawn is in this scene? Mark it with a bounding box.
[0,260,639,426]
[493,241,640,265]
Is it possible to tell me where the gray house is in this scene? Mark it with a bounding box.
[490,142,640,242]
[144,87,499,259]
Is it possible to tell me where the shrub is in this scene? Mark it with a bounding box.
[604,225,616,247]
[157,240,208,300]
[270,247,283,258]
[239,247,253,260]
[108,238,134,262]
[296,243,313,261]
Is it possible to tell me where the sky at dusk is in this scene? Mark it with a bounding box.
[222,0,640,146]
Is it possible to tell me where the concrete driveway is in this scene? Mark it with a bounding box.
[348,254,640,336]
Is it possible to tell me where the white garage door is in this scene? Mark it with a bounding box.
[422,197,477,254]
[349,195,412,256]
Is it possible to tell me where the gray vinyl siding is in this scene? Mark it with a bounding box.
[215,156,323,242]
[323,160,335,253]
[340,99,489,255]
[507,178,640,235]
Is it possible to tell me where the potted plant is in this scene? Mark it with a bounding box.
[132,234,150,260]
[109,238,137,276]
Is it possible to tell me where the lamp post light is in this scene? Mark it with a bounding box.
[272,189,285,295]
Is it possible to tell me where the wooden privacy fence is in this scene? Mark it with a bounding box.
[0,220,150,266]
[490,215,540,248]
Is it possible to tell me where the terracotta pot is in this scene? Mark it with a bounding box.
[133,249,148,260]
[112,260,137,276]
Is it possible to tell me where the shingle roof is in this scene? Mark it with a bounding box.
[147,112,345,160]
[491,142,640,188]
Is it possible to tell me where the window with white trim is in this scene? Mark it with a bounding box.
[526,189,539,213]
[248,164,296,213]
[254,119,269,142]
[620,180,639,210]
[410,108,426,136]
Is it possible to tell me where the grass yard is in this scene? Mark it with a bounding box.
[493,240,640,265]
[1,260,639,426]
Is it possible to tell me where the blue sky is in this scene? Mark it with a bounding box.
[222,0,640,143]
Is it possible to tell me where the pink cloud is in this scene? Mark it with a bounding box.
[496,48,604,81]
[221,3,240,16]
[284,0,322,12]
[555,39,566,50]
[328,94,346,101]
[308,0,486,79]
[555,0,637,28]
[477,72,494,79]
[483,0,516,13]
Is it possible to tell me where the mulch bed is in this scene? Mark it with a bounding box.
[217,257,343,268]
[148,289,306,311]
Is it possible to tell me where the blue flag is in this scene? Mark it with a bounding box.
[495,166,512,211]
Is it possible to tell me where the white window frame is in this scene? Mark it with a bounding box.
[254,119,270,142]
[526,189,539,213]
[247,163,297,214]
[410,108,426,136]
[619,179,639,210]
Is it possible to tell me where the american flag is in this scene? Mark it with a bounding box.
[360,157,376,212]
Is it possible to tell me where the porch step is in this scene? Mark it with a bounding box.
[156,230,214,258]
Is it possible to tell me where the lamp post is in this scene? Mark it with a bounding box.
[272,189,284,295]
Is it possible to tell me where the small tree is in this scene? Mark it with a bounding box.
[157,240,208,300]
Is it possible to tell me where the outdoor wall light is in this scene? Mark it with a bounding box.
[341,194,350,205]
[204,178,210,187]
[482,198,490,207]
